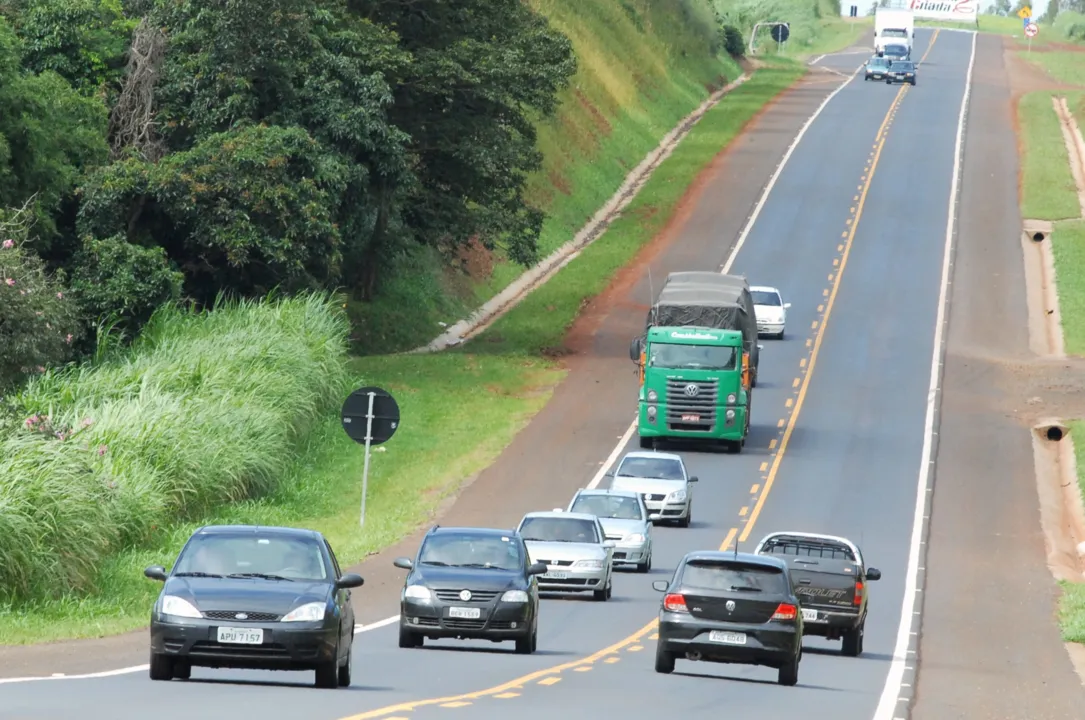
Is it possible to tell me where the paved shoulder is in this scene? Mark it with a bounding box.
[911,32,1085,720]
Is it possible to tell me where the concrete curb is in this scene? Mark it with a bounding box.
[410,70,754,354]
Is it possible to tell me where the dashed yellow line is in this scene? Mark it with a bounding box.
[792,377,800,388]
[440,701,472,708]
[760,461,768,472]
[718,527,738,551]
[538,677,561,686]
[785,398,794,408]
[750,483,760,493]
[739,506,749,517]
[495,693,520,699]
[604,657,621,664]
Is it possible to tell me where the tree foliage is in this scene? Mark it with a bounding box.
[0,0,577,385]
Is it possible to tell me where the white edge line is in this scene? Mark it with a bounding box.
[870,29,976,720]
[0,58,864,689]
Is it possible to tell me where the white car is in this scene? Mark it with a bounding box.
[751,286,790,339]
[606,451,697,528]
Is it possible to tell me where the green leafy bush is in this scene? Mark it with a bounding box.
[723,25,746,56]
[0,207,82,390]
[0,293,352,600]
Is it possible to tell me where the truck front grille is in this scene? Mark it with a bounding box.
[664,379,717,430]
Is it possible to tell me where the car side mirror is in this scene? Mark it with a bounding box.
[335,573,365,589]
[144,565,167,582]
[784,303,791,309]
[757,344,764,350]
[629,337,643,362]
[602,540,616,549]
[652,580,669,592]
[866,567,882,581]
[648,513,662,521]
[393,557,413,570]
[528,562,549,576]
[688,476,699,483]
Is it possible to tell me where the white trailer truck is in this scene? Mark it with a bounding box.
[874,7,914,57]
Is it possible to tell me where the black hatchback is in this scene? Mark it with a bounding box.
[394,526,549,653]
[652,550,803,685]
[886,61,917,86]
[144,525,363,688]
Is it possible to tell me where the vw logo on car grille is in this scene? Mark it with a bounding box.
[459,590,472,601]
[725,600,735,612]
[684,383,700,397]
[235,613,248,620]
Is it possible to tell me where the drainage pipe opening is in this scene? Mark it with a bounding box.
[1047,426,1065,442]
[1032,231,1046,242]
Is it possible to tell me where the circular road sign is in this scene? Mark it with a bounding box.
[1025,23,1038,37]
[771,23,790,43]
[341,386,400,446]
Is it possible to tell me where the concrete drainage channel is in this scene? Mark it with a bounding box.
[1021,220,1085,679]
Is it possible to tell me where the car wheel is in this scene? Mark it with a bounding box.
[654,643,676,674]
[173,661,191,681]
[337,641,353,687]
[315,654,339,689]
[148,652,174,681]
[778,655,799,686]
[911,80,917,86]
[636,553,650,573]
[515,624,538,654]
[776,330,785,340]
[398,624,423,649]
[842,623,864,657]
[676,509,690,528]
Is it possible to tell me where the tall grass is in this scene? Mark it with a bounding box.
[0,293,351,601]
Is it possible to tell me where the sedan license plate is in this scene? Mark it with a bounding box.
[448,606,481,620]
[217,627,264,645]
[801,608,818,622]
[709,631,746,645]
[681,414,701,422]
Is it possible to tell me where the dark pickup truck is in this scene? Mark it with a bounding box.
[753,531,881,657]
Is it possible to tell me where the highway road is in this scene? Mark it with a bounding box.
[0,28,976,720]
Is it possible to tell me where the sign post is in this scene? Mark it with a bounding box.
[1025,21,1038,52]
[340,386,401,527]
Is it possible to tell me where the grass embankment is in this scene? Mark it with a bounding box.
[717,0,869,59]
[0,59,807,645]
[1018,91,1081,221]
[1059,421,1085,644]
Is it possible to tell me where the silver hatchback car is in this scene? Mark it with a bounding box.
[517,511,615,601]
[566,488,656,572]
[606,451,697,528]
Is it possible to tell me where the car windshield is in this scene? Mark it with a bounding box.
[519,517,599,544]
[869,58,890,68]
[417,533,522,570]
[886,45,907,55]
[570,494,644,521]
[616,456,685,480]
[751,290,781,306]
[890,62,913,72]
[173,534,328,581]
[648,342,736,370]
[681,561,786,594]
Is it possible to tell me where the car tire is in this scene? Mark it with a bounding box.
[337,642,353,687]
[173,661,191,681]
[636,553,651,573]
[148,652,174,681]
[515,625,538,655]
[776,330,785,340]
[676,509,690,528]
[398,624,423,649]
[842,623,865,657]
[593,574,612,601]
[911,80,917,86]
[654,643,676,674]
[778,656,799,686]
[315,655,339,689]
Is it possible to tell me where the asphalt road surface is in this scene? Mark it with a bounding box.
[0,29,980,720]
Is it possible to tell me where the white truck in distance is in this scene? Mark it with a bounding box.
[874,7,914,56]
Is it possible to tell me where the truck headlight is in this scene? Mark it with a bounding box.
[726,393,737,404]
[726,409,736,419]
[647,389,658,402]
[647,406,657,419]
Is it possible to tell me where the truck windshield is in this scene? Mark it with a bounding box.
[648,342,736,370]
[881,29,907,37]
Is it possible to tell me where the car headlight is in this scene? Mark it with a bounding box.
[574,559,603,569]
[668,488,687,502]
[501,590,529,603]
[281,602,327,623]
[160,595,202,619]
[647,389,658,402]
[623,533,646,544]
[726,393,737,404]
[404,585,433,602]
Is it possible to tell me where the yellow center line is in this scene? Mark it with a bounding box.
[740,30,940,543]
[337,30,943,720]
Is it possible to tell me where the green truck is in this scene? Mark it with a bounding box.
[629,326,751,453]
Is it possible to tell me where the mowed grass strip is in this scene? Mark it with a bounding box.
[1057,420,1085,645]
[1051,220,1085,354]
[0,62,806,645]
[1019,91,1081,221]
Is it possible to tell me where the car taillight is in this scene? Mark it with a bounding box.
[854,581,864,605]
[771,603,797,621]
[663,593,688,613]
